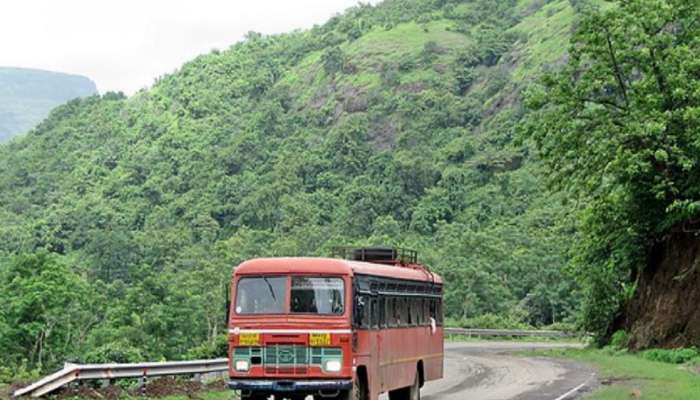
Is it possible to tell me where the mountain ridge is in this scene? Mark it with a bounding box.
[0,66,97,142]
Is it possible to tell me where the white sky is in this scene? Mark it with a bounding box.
[0,0,379,95]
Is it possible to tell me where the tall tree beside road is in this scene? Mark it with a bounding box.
[523,0,700,339]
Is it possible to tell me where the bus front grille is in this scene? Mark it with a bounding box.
[262,344,310,374]
[234,346,342,375]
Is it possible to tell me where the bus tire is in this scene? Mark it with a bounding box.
[340,369,368,400]
[388,369,420,400]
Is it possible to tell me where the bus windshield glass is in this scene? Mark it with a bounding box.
[291,277,344,314]
[235,276,286,314]
[235,276,345,315]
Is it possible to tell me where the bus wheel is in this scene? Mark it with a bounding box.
[388,371,420,400]
[340,371,368,400]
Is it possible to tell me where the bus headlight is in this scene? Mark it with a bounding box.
[323,359,342,373]
[234,360,250,372]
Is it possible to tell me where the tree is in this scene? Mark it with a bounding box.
[523,0,700,338]
[0,253,95,369]
[322,46,347,75]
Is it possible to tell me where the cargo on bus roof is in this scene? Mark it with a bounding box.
[335,246,418,265]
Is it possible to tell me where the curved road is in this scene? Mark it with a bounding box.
[383,342,596,400]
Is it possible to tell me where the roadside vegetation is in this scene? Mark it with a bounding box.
[538,346,700,399]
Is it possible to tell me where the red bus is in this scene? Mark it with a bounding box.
[227,247,443,400]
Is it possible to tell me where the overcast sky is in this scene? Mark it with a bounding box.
[0,0,379,95]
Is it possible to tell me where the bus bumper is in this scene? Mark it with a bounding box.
[228,379,353,392]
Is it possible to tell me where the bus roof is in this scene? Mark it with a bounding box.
[234,257,442,285]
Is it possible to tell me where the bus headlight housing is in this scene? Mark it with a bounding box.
[323,359,342,373]
[234,360,250,372]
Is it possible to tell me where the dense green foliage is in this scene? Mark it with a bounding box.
[640,348,699,365]
[523,0,700,339]
[0,0,587,375]
[0,67,97,142]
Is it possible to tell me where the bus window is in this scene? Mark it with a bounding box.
[235,276,286,314]
[386,296,394,327]
[379,296,386,327]
[371,297,379,329]
[410,298,419,326]
[362,296,372,329]
[291,276,344,315]
[399,298,409,327]
[354,295,369,328]
[407,298,414,326]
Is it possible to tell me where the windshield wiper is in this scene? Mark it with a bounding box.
[263,276,278,303]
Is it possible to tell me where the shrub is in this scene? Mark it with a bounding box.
[542,322,577,333]
[83,341,145,364]
[0,360,41,384]
[609,330,629,349]
[186,335,228,360]
[451,313,531,330]
[640,348,699,365]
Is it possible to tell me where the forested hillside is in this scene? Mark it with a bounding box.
[0,67,97,142]
[0,0,588,375]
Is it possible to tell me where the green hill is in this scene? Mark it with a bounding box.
[0,0,584,370]
[0,67,97,142]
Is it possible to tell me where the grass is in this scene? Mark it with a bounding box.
[345,20,471,69]
[277,18,470,110]
[509,0,574,81]
[534,347,700,399]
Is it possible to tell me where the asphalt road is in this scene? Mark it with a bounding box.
[405,341,596,400]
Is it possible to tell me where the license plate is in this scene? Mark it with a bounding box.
[309,333,331,346]
[239,333,260,346]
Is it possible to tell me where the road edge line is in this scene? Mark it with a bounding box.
[552,374,595,400]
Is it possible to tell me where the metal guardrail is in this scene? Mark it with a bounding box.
[444,327,580,338]
[13,329,581,398]
[12,359,228,398]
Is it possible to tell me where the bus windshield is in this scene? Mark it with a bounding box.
[291,276,344,314]
[235,276,344,315]
[235,276,286,314]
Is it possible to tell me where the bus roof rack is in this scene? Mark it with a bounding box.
[333,246,418,266]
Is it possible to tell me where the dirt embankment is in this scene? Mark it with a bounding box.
[51,377,227,400]
[621,227,700,349]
